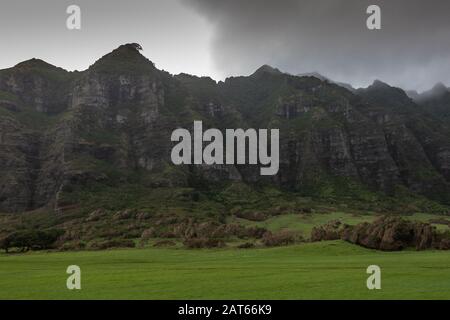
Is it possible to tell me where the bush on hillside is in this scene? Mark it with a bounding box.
[0,229,64,252]
[183,237,225,249]
[262,230,302,247]
[88,239,135,250]
[237,242,255,249]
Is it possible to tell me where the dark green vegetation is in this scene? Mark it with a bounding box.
[0,229,63,252]
[1,202,449,253]
[1,241,449,299]
[1,43,450,253]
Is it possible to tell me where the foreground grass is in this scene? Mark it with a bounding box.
[0,241,449,300]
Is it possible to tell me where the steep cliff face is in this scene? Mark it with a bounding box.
[414,83,450,123]
[0,59,75,211]
[0,59,73,114]
[0,116,38,211]
[357,81,450,202]
[1,43,450,213]
[67,45,169,171]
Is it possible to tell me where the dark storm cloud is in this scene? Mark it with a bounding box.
[186,0,450,91]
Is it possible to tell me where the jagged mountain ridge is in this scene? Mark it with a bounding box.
[1,43,450,213]
[411,83,450,123]
[296,72,355,92]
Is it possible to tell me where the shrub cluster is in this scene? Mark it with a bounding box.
[88,239,135,250]
[0,229,64,252]
[183,237,225,249]
[261,230,302,247]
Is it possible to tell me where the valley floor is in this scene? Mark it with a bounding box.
[0,240,449,299]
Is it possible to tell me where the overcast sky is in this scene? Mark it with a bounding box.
[1,0,450,91]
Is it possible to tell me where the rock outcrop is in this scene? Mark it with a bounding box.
[311,216,450,251]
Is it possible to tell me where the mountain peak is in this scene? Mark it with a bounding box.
[297,72,328,81]
[252,64,283,77]
[431,82,448,95]
[357,79,414,107]
[414,82,449,102]
[98,43,145,61]
[90,43,155,74]
[370,79,390,88]
[113,43,143,53]
[364,80,410,97]
[14,58,59,70]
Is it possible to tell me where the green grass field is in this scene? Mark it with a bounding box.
[1,240,449,300]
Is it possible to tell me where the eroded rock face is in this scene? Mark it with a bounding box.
[0,117,38,211]
[312,216,449,251]
[2,44,450,212]
[0,59,72,114]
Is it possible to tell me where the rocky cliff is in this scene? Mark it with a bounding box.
[1,43,450,213]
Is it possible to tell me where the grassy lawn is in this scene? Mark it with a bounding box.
[1,240,449,300]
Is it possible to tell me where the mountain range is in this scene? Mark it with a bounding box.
[1,43,450,214]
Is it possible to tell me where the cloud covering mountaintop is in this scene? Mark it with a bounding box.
[186,0,450,91]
